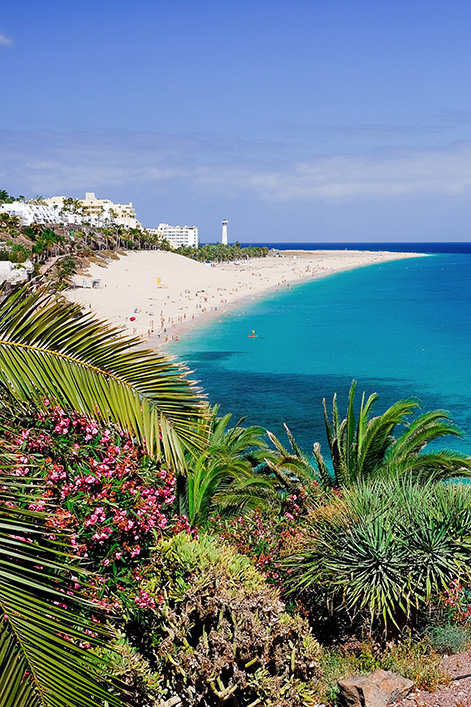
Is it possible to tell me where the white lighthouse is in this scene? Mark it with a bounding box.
[221,220,228,245]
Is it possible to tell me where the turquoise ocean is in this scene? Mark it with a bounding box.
[171,244,471,457]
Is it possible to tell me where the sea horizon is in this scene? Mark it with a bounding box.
[201,241,471,255]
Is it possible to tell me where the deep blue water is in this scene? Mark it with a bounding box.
[236,242,471,254]
[172,247,471,456]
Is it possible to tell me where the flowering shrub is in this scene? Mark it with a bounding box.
[208,506,301,592]
[207,489,338,594]
[5,404,185,599]
[434,579,471,625]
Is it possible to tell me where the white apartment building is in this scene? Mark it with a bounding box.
[0,202,83,226]
[45,193,141,229]
[81,193,140,228]
[0,195,138,229]
[157,223,199,248]
[1,196,200,250]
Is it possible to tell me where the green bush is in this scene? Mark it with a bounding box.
[129,533,322,707]
[427,623,471,654]
[0,242,31,262]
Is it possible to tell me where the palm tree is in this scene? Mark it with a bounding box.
[0,472,124,707]
[265,424,319,495]
[0,286,208,468]
[0,212,21,236]
[27,222,45,241]
[313,381,471,487]
[178,407,276,527]
[0,189,13,204]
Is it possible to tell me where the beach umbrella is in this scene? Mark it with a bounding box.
[130,316,136,321]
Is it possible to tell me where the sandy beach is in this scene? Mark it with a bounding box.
[68,249,427,346]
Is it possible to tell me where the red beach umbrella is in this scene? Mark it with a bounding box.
[130,316,136,321]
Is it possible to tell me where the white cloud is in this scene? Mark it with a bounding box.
[194,143,471,202]
[0,130,191,195]
[0,34,13,47]
[2,129,471,205]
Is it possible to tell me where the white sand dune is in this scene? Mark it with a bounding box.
[68,249,427,347]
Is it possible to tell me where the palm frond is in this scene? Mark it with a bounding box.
[266,429,318,492]
[356,391,378,457]
[0,477,125,707]
[356,399,418,480]
[345,380,357,476]
[185,410,272,526]
[386,410,465,463]
[283,423,304,458]
[312,442,332,489]
[212,476,278,516]
[0,286,208,466]
[393,450,471,481]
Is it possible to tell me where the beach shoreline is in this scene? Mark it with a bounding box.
[67,249,429,347]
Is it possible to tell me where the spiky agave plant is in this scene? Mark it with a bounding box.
[287,477,471,633]
[0,286,208,468]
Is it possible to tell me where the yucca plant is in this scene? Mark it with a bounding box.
[0,286,208,467]
[287,477,471,633]
[0,472,125,707]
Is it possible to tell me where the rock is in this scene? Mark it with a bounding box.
[338,669,414,707]
[161,697,182,707]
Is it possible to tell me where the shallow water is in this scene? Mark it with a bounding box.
[171,253,471,456]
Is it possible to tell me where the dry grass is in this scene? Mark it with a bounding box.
[313,638,447,706]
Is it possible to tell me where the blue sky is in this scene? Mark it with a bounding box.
[2,0,471,242]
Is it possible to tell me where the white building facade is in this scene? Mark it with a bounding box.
[45,193,141,229]
[1,196,200,249]
[157,223,199,248]
[0,202,84,226]
[80,193,140,228]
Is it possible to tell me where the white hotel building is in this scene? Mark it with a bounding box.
[1,194,200,248]
[156,223,199,248]
[0,194,140,229]
[0,202,83,226]
[45,193,141,228]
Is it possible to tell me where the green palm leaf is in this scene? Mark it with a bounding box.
[185,408,274,526]
[312,442,331,489]
[384,410,471,479]
[315,381,470,487]
[266,426,319,493]
[0,286,207,466]
[356,399,418,479]
[0,475,124,707]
